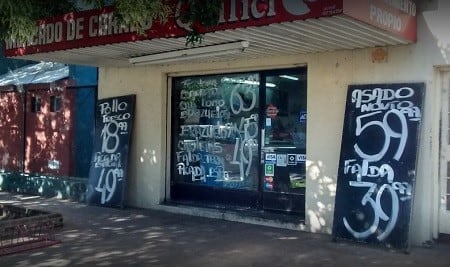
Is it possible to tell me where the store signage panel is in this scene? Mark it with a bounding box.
[332,83,424,250]
[3,0,343,56]
[86,94,136,208]
[343,0,417,42]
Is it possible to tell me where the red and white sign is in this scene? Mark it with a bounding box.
[3,0,343,56]
[266,104,279,119]
[3,0,417,57]
[343,0,417,42]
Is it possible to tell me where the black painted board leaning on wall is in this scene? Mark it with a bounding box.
[86,94,136,208]
[332,83,424,250]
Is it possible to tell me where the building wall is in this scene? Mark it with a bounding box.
[98,7,447,245]
[98,68,167,208]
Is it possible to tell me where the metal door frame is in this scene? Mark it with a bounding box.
[439,69,450,234]
[258,67,307,214]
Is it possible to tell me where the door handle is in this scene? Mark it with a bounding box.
[261,129,265,163]
[261,129,265,148]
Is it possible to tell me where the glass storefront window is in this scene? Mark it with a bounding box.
[171,67,307,213]
[264,74,307,150]
[172,72,260,191]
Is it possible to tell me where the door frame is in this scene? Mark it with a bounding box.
[258,68,307,214]
[439,68,450,235]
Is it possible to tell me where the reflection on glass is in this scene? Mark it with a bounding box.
[172,73,260,190]
[263,72,307,194]
[264,74,307,149]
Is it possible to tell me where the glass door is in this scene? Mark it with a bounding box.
[260,68,307,214]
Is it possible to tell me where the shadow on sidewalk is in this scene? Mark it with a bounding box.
[1,192,450,267]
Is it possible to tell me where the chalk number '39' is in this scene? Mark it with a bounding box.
[344,109,408,240]
[343,181,399,241]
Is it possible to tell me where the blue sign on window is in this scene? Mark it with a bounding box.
[299,110,307,124]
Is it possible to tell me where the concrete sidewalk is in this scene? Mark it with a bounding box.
[1,192,449,267]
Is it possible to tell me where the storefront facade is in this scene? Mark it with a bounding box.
[3,0,450,246]
[97,41,441,245]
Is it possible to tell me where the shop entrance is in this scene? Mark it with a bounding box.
[170,67,306,214]
[440,70,450,234]
[261,70,306,213]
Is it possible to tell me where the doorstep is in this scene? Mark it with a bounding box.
[438,234,450,245]
[151,201,307,231]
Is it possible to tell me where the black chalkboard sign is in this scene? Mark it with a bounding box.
[332,83,424,250]
[86,94,136,208]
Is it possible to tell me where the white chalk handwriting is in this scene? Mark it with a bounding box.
[341,86,421,242]
[94,98,131,204]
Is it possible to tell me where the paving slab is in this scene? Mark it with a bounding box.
[0,192,449,267]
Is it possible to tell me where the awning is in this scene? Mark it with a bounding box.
[0,62,69,86]
[3,0,417,67]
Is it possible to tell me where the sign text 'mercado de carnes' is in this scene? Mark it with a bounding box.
[4,0,344,56]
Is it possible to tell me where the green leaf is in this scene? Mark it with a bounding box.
[0,0,222,46]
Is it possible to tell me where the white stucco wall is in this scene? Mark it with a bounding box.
[97,2,448,245]
[98,68,167,208]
